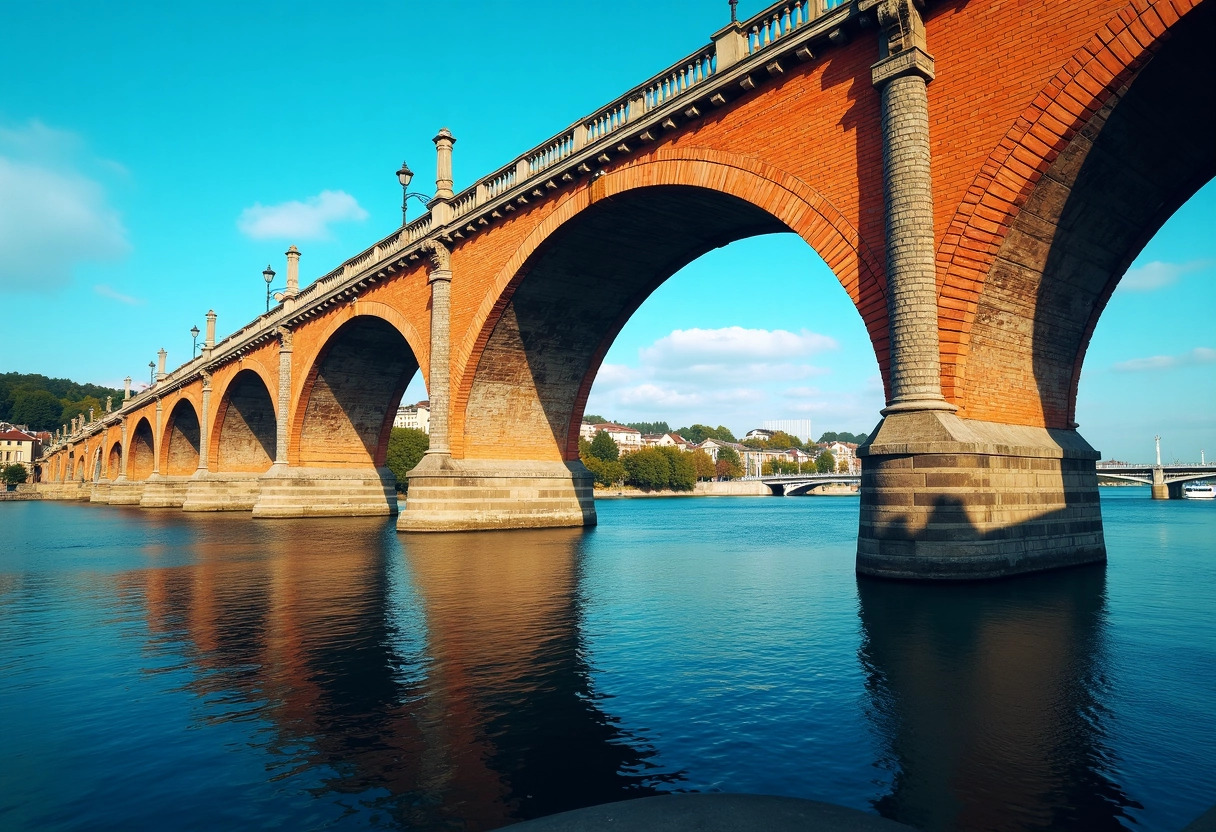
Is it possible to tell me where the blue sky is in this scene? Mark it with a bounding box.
[1,1,1211,462]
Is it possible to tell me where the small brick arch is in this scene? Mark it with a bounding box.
[291,310,424,468]
[128,417,156,481]
[160,397,202,476]
[210,368,277,473]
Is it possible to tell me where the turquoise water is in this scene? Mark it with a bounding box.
[0,489,1212,831]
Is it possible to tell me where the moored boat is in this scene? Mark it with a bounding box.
[1183,482,1215,500]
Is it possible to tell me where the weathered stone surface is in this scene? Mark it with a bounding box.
[181,473,262,512]
[399,457,595,532]
[252,466,398,517]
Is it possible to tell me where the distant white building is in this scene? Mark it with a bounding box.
[820,441,859,473]
[744,428,775,442]
[394,401,430,433]
[580,422,643,450]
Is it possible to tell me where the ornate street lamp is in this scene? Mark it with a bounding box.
[190,325,201,358]
[396,161,431,225]
[148,361,155,386]
[263,264,287,312]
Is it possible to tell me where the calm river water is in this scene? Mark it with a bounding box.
[1,489,1213,831]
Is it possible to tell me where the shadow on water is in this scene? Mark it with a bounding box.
[124,517,673,831]
[857,565,1142,832]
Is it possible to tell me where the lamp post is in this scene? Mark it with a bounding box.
[263,265,287,312]
[148,361,155,386]
[396,161,432,225]
[191,325,200,358]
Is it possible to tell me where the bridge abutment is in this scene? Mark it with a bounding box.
[857,411,1106,580]
[139,475,193,508]
[251,466,398,518]
[397,457,596,532]
[180,472,262,512]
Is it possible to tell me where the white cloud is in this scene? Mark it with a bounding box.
[1113,347,1216,372]
[1119,260,1211,292]
[237,190,368,240]
[641,326,836,365]
[0,120,130,290]
[93,284,144,305]
[585,326,879,435]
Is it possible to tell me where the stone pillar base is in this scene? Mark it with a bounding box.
[181,472,262,512]
[252,465,398,518]
[89,482,112,503]
[140,476,193,508]
[398,457,595,532]
[857,411,1106,580]
[107,480,146,505]
[1151,484,1169,500]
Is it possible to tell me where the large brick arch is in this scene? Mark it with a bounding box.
[452,150,885,461]
[936,0,1214,427]
[161,398,201,476]
[292,312,422,468]
[128,417,156,481]
[212,368,277,473]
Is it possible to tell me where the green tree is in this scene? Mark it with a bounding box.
[386,427,429,490]
[589,430,620,462]
[691,449,716,481]
[715,445,743,480]
[2,464,29,487]
[60,395,103,427]
[582,414,608,425]
[658,445,695,491]
[768,430,803,450]
[578,436,592,459]
[10,389,64,431]
[623,447,668,490]
[816,450,836,473]
[583,455,627,487]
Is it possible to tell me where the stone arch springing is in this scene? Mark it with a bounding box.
[128,418,156,481]
[454,151,883,462]
[292,313,422,468]
[935,0,1214,428]
[212,368,276,473]
[161,398,201,476]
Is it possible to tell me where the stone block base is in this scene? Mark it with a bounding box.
[140,477,193,508]
[36,482,91,501]
[89,482,112,503]
[252,465,398,518]
[857,411,1106,580]
[398,456,595,532]
[181,473,262,512]
[107,480,146,505]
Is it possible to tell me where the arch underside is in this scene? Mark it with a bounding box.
[215,370,276,473]
[296,316,419,468]
[129,419,155,480]
[463,185,789,462]
[107,441,121,480]
[163,400,201,476]
[957,3,1216,428]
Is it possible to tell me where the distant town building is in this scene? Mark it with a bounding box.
[821,440,859,473]
[744,428,776,442]
[394,401,431,433]
[0,423,42,477]
[762,419,813,443]
[580,422,643,450]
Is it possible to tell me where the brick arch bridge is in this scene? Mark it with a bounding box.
[40,0,1214,580]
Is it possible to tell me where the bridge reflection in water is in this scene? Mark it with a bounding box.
[127,519,675,831]
[113,513,1156,831]
[857,567,1141,832]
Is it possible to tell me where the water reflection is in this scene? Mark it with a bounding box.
[123,520,670,831]
[857,566,1142,832]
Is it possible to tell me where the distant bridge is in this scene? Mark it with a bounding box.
[1095,463,1216,499]
[754,473,861,496]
